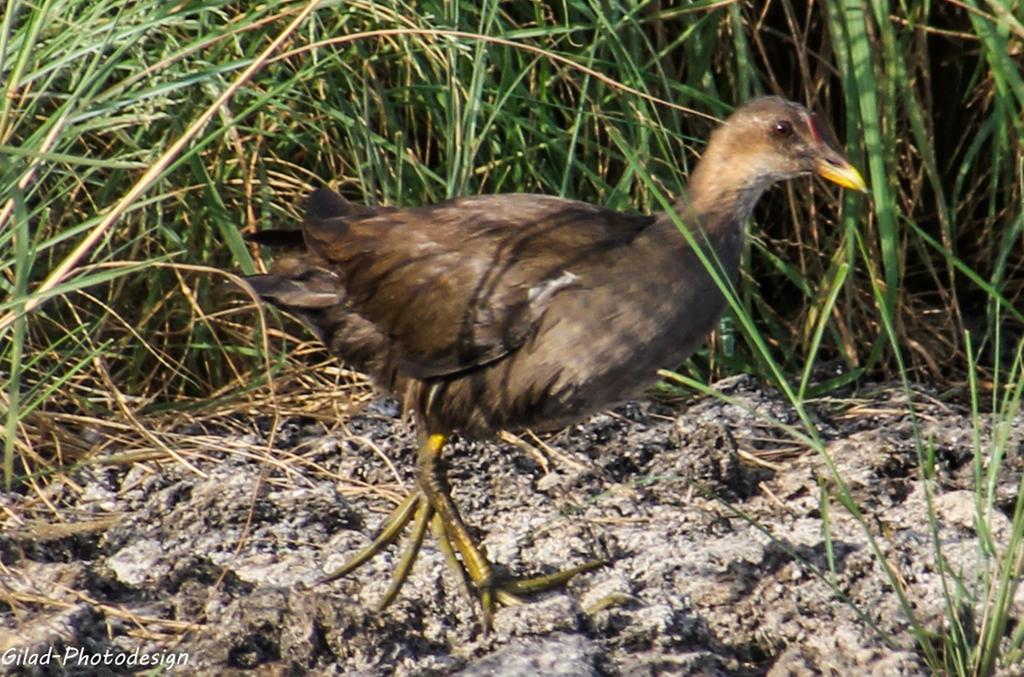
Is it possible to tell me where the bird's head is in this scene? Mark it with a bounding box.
[696,96,864,199]
[684,95,868,229]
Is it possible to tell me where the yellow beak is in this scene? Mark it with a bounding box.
[817,158,869,193]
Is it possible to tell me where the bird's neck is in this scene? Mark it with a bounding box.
[675,143,770,236]
[639,144,770,288]
[646,163,759,268]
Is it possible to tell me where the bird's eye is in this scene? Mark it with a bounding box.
[773,120,793,137]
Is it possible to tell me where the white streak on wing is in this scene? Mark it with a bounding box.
[528,270,579,304]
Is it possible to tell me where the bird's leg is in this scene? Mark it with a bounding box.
[417,433,496,588]
[417,433,606,629]
[416,433,505,626]
[318,432,604,628]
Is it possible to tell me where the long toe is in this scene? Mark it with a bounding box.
[317,490,420,586]
[480,558,609,621]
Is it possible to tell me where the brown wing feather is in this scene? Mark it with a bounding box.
[248,188,655,382]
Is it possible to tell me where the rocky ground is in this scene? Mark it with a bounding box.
[2,375,1022,675]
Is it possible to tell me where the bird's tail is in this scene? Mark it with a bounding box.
[242,273,342,310]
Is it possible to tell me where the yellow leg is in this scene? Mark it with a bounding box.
[319,431,606,630]
[417,434,495,587]
[416,433,606,629]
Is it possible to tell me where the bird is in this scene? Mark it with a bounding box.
[240,96,868,629]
